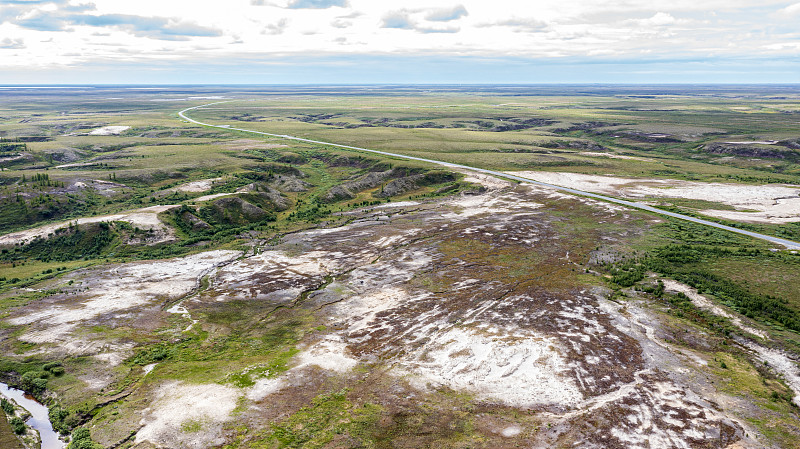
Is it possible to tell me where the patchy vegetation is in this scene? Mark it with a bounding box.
[1,86,800,449]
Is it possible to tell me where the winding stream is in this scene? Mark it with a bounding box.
[0,382,65,449]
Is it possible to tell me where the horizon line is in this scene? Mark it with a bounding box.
[1,83,800,87]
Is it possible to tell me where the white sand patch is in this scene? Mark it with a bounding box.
[0,204,179,246]
[246,377,286,402]
[193,192,235,202]
[605,380,744,448]
[372,201,420,209]
[193,185,252,202]
[167,301,199,332]
[460,172,514,190]
[371,231,421,248]
[332,286,417,333]
[218,249,339,282]
[741,341,800,407]
[142,364,157,375]
[524,184,630,214]
[396,327,582,408]
[54,162,94,169]
[174,178,224,193]
[210,248,367,304]
[509,171,800,224]
[92,342,135,366]
[8,250,239,355]
[445,192,541,218]
[136,381,239,449]
[661,280,768,339]
[88,125,130,135]
[501,425,522,437]
[296,336,358,373]
[699,204,800,225]
[508,171,671,196]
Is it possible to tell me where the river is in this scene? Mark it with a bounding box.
[0,382,65,449]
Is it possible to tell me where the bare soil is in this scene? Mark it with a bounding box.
[510,171,800,224]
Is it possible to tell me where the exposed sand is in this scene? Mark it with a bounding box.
[193,184,253,202]
[88,126,130,135]
[173,177,224,193]
[372,200,420,209]
[510,171,800,224]
[246,377,285,402]
[193,192,235,202]
[330,286,412,333]
[600,379,745,447]
[296,336,358,373]
[661,280,768,339]
[136,381,240,449]
[397,327,583,408]
[54,162,95,169]
[657,275,800,407]
[0,204,179,246]
[460,172,514,190]
[445,191,541,219]
[212,249,349,303]
[741,341,800,407]
[8,250,240,362]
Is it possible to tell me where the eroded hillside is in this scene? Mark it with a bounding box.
[1,173,797,448]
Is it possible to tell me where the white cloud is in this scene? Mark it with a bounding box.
[425,5,468,22]
[0,0,797,70]
[381,10,414,29]
[638,12,677,26]
[778,2,800,16]
[0,37,25,49]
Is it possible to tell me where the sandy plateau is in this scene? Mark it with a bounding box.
[510,171,800,224]
[1,173,796,448]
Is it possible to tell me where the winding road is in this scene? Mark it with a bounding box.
[179,102,800,250]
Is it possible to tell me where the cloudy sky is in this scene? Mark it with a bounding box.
[0,0,799,83]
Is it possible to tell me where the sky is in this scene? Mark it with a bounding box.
[0,0,799,84]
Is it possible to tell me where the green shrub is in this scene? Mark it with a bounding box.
[1,398,13,414]
[43,362,65,376]
[49,406,75,435]
[9,416,25,434]
[67,427,103,449]
[20,370,48,394]
[130,344,173,365]
[42,362,61,371]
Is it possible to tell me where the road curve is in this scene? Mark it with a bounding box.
[179,102,800,250]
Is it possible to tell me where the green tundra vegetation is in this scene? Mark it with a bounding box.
[0,85,799,448]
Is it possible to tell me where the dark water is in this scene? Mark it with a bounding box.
[0,382,65,449]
